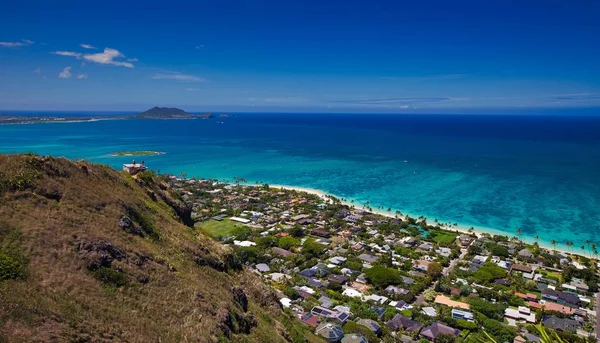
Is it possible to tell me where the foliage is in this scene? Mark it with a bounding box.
[257,235,279,249]
[0,223,27,281]
[472,263,507,284]
[0,252,23,280]
[278,236,300,250]
[426,261,443,277]
[436,333,456,343]
[136,170,155,184]
[92,267,129,287]
[481,318,515,343]
[455,319,478,330]
[468,298,507,321]
[301,238,326,258]
[364,265,402,288]
[234,246,260,264]
[128,206,161,241]
[488,244,509,258]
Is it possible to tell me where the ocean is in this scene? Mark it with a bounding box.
[1,112,600,251]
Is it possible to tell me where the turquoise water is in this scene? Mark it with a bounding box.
[1,112,600,250]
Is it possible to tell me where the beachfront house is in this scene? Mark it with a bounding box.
[122,163,147,175]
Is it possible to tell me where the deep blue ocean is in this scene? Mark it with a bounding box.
[1,112,600,250]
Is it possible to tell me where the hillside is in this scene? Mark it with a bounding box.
[0,154,298,343]
[133,107,213,119]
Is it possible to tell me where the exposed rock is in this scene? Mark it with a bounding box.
[118,216,133,230]
[232,287,248,312]
[76,239,126,271]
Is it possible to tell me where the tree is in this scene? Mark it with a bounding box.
[426,261,443,278]
[301,238,325,258]
[256,235,278,249]
[550,239,557,251]
[516,227,523,241]
[423,288,436,302]
[278,236,300,250]
[364,265,402,288]
[289,226,304,238]
[468,298,507,321]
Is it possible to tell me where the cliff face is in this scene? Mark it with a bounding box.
[0,155,288,342]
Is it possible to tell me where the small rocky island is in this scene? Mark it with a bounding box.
[111,151,165,156]
[132,107,213,119]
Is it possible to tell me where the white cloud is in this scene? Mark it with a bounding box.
[53,47,135,68]
[80,43,96,49]
[127,58,138,62]
[82,48,134,68]
[185,88,201,91]
[0,39,34,48]
[152,73,207,82]
[58,67,72,79]
[77,73,88,80]
[53,51,82,57]
[196,45,204,49]
[34,68,41,75]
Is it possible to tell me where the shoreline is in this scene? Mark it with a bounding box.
[267,183,580,257]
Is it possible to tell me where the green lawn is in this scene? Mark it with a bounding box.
[197,219,241,238]
[430,230,458,244]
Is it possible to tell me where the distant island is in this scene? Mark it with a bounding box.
[111,151,165,156]
[133,107,213,119]
[0,107,218,125]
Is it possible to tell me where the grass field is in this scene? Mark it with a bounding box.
[429,229,458,244]
[197,219,242,238]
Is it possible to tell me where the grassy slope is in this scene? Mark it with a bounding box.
[0,155,296,343]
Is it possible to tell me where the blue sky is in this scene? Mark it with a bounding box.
[1,0,599,113]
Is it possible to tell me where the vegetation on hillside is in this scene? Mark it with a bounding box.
[0,154,298,343]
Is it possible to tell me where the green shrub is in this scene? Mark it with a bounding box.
[137,171,155,184]
[128,207,160,241]
[92,267,129,287]
[0,252,23,280]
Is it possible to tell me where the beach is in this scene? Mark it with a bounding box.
[269,184,580,257]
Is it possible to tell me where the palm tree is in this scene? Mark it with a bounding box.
[565,241,573,251]
[581,245,586,255]
[516,227,523,241]
[534,235,540,243]
[550,239,557,251]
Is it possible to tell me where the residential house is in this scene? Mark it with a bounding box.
[504,306,536,323]
[542,289,580,307]
[312,229,332,238]
[420,322,460,341]
[341,335,368,343]
[542,315,581,332]
[451,309,474,321]
[386,314,423,333]
[271,247,295,258]
[518,248,534,259]
[358,254,379,263]
[510,264,533,274]
[300,312,321,327]
[255,263,270,273]
[328,274,348,285]
[315,323,345,342]
[369,306,386,320]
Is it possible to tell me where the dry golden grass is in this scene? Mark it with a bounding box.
[0,155,291,343]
